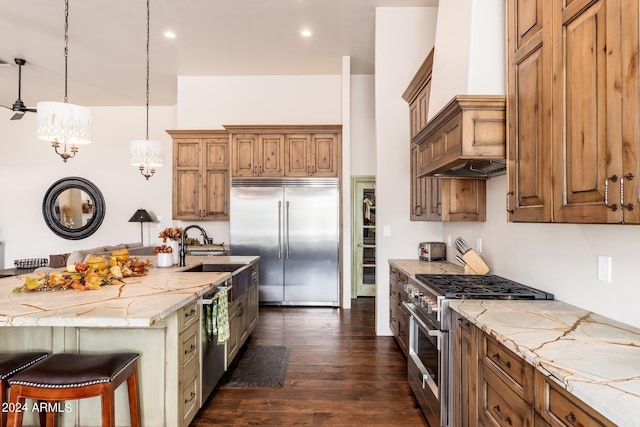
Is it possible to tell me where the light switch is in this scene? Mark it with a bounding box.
[597,256,612,283]
[476,238,483,253]
[383,225,391,236]
[447,235,452,247]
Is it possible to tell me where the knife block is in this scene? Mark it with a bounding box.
[461,249,490,275]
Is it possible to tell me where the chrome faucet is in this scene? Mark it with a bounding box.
[179,225,211,267]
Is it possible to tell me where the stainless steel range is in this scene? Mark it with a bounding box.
[402,274,553,427]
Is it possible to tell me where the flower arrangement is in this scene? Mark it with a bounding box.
[158,227,183,242]
[152,244,173,254]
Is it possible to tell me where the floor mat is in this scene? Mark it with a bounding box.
[220,345,291,388]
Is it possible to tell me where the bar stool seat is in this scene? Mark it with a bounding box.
[6,353,141,427]
[0,352,49,427]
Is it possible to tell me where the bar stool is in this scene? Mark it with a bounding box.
[0,352,49,427]
[6,353,141,427]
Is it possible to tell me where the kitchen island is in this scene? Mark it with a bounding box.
[0,255,258,427]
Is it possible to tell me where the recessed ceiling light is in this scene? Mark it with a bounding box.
[300,29,313,38]
[163,31,176,39]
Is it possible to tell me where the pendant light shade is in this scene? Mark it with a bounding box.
[37,101,92,146]
[131,0,163,180]
[38,0,92,163]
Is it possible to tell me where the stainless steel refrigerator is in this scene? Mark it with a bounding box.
[230,178,339,306]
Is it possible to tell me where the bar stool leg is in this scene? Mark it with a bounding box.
[127,362,141,427]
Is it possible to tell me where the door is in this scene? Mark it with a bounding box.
[352,177,376,297]
[230,185,284,303]
[283,185,339,305]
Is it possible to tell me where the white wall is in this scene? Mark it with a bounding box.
[0,106,176,266]
[350,75,376,176]
[375,7,440,335]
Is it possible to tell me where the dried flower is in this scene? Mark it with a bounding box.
[152,244,173,254]
[158,227,183,242]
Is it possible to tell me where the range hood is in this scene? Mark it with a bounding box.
[414,95,506,179]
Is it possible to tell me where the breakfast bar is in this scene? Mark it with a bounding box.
[0,256,257,427]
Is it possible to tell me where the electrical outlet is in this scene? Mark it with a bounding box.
[383,225,391,236]
[597,256,612,283]
[476,238,483,253]
[447,235,452,247]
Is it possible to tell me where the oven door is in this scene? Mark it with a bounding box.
[404,302,449,427]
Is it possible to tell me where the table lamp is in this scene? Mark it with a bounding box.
[128,209,154,244]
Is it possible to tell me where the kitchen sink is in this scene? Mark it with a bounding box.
[179,263,252,301]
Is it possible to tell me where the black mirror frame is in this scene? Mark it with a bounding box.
[42,177,106,240]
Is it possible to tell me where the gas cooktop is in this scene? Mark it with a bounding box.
[414,274,554,300]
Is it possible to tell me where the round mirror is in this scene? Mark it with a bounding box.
[42,177,106,240]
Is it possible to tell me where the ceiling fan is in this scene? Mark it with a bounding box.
[1,58,37,120]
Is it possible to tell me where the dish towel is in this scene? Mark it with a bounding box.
[216,288,230,345]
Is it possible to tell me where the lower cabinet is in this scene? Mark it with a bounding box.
[389,266,409,356]
[227,261,260,365]
[452,315,616,427]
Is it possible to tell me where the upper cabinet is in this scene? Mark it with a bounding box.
[167,130,230,221]
[507,0,640,224]
[403,49,434,140]
[226,125,341,178]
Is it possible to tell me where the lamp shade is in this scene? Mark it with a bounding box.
[130,139,164,168]
[128,209,154,223]
[36,101,92,145]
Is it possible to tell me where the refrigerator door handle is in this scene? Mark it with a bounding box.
[278,201,282,259]
[285,201,290,258]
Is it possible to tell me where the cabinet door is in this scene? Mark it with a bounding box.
[203,170,229,219]
[441,179,486,222]
[411,146,441,221]
[310,134,340,177]
[174,140,203,220]
[506,0,553,222]
[231,134,259,177]
[452,313,477,427]
[552,0,623,223]
[204,138,228,170]
[425,178,443,221]
[285,134,311,176]
[257,134,285,176]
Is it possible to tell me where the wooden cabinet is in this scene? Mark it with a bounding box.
[230,133,285,177]
[410,145,486,221]
[403,48,434,140]
[388,266,409,356]
[534,370,616,427]
[451,317,615,426]
[226,125,341,178]
[177,302,200,426]
[506,0,640,224]
[167,130,230,221]
[227,261,260,365]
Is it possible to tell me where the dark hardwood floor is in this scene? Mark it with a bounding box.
[190,297,428,426]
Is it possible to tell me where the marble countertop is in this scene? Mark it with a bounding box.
[388,259,465,277]
[0,255,258,328]
[450,299,640,427]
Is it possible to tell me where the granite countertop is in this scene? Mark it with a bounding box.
[388,259,465,277]
[0,255,258,328]
[449,299,640,427]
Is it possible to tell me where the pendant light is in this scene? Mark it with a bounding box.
[130,0,163,180]
[36,0,91,162]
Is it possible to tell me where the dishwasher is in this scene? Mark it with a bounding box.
[198,281,232,403]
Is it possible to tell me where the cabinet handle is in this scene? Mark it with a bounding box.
[491,353,511,369]
[307,165,311,175]
[604,175,618,211]
[184,308,196,318]
[415,205,422,216]
[259,165,263,175]
[506,191,514,214]
[185,391,196,404]
[184,344,196,355]
[564,411,577,426]
[491,405,513,425]
[457,317,469,327]
[620,173,635,211]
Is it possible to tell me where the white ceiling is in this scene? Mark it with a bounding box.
[0,0,437,112]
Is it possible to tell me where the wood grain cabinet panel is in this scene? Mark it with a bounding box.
[168,131,230,221]
[507,0,640,224]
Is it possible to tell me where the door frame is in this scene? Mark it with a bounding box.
[350,176,376,298]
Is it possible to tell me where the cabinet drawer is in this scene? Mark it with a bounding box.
[179,363,199,427]
[179,301,199,333]
[180,321,199,369]
[481,334,533,402]
[534,371,615,427]
[479,365,534,427]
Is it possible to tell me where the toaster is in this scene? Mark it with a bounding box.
[419,242,446,261]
